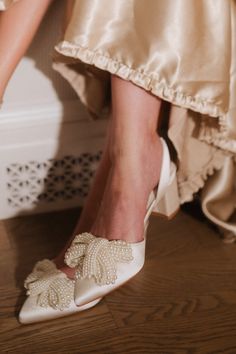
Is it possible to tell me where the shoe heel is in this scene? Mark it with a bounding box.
[152,174,180,220]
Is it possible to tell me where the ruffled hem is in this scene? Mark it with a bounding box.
[54,40,224,120]
[199,115,236,154]
[177,148,227,204]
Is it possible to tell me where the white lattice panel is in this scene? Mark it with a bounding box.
[0,109,107,219]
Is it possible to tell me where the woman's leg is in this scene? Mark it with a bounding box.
[58,75,163,277]
[0,0,53,100]
[90,75,163,243]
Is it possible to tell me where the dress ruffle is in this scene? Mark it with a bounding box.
[167,106,231,204]
[55,40,224,120]
[199,116,236,154]
[177,148,227,203]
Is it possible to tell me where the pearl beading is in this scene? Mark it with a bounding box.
[65,233,134,285]
[24,259,74,311]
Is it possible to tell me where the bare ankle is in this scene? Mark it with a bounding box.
[109,130,161,162]
[104,136,163,208]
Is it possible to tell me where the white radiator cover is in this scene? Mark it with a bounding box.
[0,0,107,219]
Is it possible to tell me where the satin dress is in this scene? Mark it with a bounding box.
[1,0,236,239]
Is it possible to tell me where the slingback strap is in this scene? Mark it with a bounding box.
[145,138,175,224]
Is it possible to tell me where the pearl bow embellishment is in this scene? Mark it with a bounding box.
[65,233,134,285]
[24,259,74,310]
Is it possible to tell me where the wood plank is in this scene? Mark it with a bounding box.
[0,221,11,251]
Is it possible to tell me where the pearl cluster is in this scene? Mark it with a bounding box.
[65,233,134,285]
[24,259,74,311]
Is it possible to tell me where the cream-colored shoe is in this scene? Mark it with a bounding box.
[64,138,179,307]
[19,259,101,324]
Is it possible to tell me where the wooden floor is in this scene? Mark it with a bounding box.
[1,204,236,354]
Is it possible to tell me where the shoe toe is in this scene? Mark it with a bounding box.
[19,296,102,324]
[18,296,79,324]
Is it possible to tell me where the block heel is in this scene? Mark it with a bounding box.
[152,165,180,220]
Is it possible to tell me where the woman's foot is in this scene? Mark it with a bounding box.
[66,136,175,307]
[56,132,162,279]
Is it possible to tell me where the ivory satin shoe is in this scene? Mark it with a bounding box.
[19,259,101,324]
[64,137,179,307]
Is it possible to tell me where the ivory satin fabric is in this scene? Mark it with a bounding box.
[1,0,236,238]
